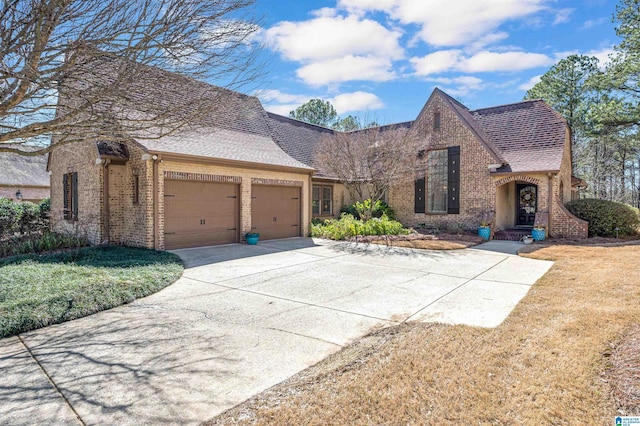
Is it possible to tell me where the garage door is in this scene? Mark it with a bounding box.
[251,185,301,240]
[164,180,239,249]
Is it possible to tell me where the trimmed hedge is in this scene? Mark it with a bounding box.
[565,198,640,237]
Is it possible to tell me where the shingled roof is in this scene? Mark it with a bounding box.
[266,113,335,176]
[0,151,49,187]
[471,99,567,173]
[265,89,567,176]
[75,54,312,172]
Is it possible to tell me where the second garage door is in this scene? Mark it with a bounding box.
[251,185,301,240]
[164,180,239,249]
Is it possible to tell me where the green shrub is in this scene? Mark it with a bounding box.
[0,231,88,258]
[311,213,409,240]
[565,198,640,237]
[0,197,19,237]
[339,199,396,221]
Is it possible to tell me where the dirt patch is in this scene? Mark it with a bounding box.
[205,244,640,425]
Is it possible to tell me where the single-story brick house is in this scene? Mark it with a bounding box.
[0,151,50,203]
[48,57,587,249]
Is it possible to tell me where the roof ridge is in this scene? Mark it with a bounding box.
[266,112,336,133]
[472,98,541,114]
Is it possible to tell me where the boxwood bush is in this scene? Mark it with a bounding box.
[311,213,409,240]
[565,198,640,237]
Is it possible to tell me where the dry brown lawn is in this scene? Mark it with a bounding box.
[359,232,483,250]
[207,243,640,425]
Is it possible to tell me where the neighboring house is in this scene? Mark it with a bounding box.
[0,152,50,203]
[48,56,587,250]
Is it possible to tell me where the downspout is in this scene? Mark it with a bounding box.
[547,172,554,237]
[153,155,160,250]
[102,159,112,243]
[307,173,313,236]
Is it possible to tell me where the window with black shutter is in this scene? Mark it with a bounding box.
[447,146,460,214]
[63,172,78,221]
[414,177,425,213]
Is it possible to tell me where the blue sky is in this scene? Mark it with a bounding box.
[250,0,619,124]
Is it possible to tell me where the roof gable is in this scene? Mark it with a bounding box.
[416,88,505,164]
[471,100,568,173]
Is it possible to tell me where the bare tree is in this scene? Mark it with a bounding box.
[1,0,262,155]
[315,124,419,216]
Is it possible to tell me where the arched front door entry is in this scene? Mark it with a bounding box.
[516,183,537,226]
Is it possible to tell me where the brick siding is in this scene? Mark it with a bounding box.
[390,93,498,231]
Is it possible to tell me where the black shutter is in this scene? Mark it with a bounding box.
[63,173,69,220]
[414,177,425,213]
[447,146,460,214]
[72,172,78,221]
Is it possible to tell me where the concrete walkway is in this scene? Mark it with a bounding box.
[0,238,553,425]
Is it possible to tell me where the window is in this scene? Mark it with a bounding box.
[312,185,332,215]
[133,174,140,204]
[433,112,441,130]
[63,172,78,221]
[427,149,448,212]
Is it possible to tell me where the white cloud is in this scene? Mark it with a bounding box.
[425,76,483,96]
[412,50,554,76]
[410,50,462,75]
[518,75,541,91]
[296,56,396,86]
[460,51,554,72]
[338,0,548,46]
[581,17,607,30]
[552,8,574,25]
[264,14,404,62]
[259,90,384,116]
[330,91,385,113]
[586,47,615,67]
[254,89,309,105]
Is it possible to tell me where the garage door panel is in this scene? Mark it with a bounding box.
[164,180,239,249]
[251,185,301,241]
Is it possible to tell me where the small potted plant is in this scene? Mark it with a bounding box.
[531,224,546,241]
[478,221,490,241]
[245,232,259,245]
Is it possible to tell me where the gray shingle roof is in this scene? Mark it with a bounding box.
[0,152,49,187]
[266,113,334,176]
[81,55,312,171]
[143,126,312,170]
[471,99,567,173]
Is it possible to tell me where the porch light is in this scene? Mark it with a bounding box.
[15,190,22,201]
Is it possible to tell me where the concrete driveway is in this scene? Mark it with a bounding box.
[0,238,553,425]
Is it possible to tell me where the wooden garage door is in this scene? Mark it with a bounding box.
[164,180,239,249]
[251,185,301,240]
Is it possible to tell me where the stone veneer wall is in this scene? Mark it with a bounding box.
[390,93,498,230]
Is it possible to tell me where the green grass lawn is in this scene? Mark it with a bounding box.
[0,246,183,338]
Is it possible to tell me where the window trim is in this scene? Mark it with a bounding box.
[312,184,333,216]
[63,171,78,222]
[433,111,441,130]
[427,148,448,213]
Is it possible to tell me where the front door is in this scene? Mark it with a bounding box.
[516,184,537,226]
